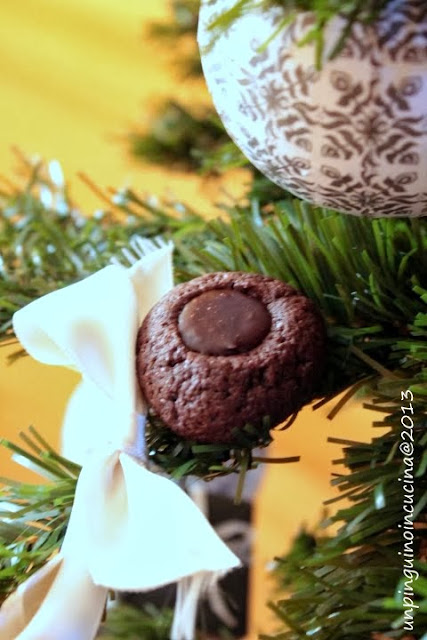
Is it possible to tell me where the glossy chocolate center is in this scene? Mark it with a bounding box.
[178,289,271,355]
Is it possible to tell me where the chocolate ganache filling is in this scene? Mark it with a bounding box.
[178,289,271,355]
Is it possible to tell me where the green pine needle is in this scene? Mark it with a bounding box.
[205,0,394,67]
[0,151,207,349]
[146,411,276,489]
[97,603,173,640]
[267,408,427,639]
[129,101,230,171]
[0,427,79,604]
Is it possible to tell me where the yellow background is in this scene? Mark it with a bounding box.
[0,1,377,635]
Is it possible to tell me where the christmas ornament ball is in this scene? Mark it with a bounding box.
[136,272,326,443]
[198,0,427,217]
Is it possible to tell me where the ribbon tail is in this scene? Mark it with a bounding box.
[0,554,107,640]
[0,556,61,640]
[171,572,215,640]
[0,450,115,640]
[12,559,106,640]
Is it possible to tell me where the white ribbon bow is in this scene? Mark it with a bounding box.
[0,241,240,640]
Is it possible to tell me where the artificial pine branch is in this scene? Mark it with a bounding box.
[267,401,427,639]
[0,1,425,637]
[129,101,230,171]
[0,427,79,604]
[1,155,427,481]
[131,3,290,195]
[148,0,200,39]
[131,0,301,206]
[204,0,394,66]
[190,201,427,400]
[147,0,202,77]
[97,604,173,640]
[127,96,287,206]
[0,152,208,346]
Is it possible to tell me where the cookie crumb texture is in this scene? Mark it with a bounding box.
[137,272,326,443]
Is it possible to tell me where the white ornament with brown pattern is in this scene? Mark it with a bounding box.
[198,0,427,217]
